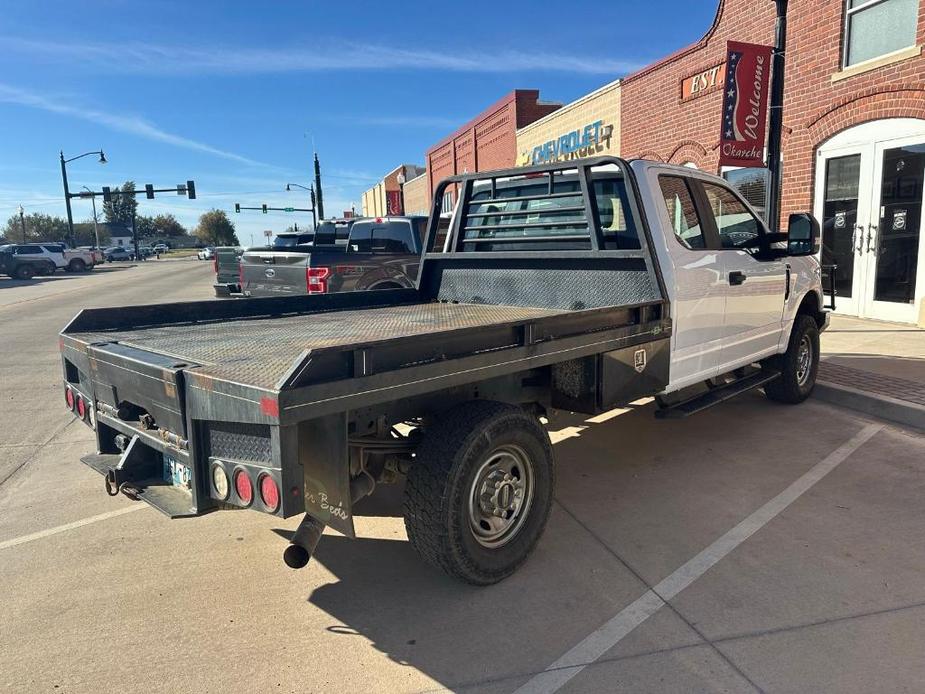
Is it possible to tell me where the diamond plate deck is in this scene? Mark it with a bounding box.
[72,302,565,390]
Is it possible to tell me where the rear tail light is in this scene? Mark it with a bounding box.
[65,387,75,410]
[306,266,330,294]
[234,469,253,506]
[259,474,280,513]
[76,395,87,420]
[212,464,230,500]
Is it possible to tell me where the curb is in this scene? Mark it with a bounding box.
[814,380,925,432]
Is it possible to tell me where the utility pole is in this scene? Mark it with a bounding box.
[81,187,101,251]
[313,152,325,221]
[766,0,788,233]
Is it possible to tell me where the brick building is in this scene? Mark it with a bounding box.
[425,90,560,210]
[360,164,425,217]
[621,0,925,325]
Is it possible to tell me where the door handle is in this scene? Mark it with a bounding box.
[854,225,864,254]
[728,270,746,286]
[866,224,877,253]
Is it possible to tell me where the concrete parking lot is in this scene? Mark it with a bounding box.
[1,262,924,693]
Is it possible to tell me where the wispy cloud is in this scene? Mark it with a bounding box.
[0,82,268,167]
[4,37,645,76]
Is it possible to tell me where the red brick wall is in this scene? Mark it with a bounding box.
[621,0,925,220]
[425,90,560,196]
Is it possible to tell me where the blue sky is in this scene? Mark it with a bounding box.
[0,0,716,244]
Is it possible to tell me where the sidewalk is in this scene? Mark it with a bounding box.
[816,315,925,430]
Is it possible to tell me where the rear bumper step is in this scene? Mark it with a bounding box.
[80,451,200,519]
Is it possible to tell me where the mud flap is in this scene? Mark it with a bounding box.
[297,413,355,538]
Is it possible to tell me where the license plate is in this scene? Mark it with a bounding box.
[163,454,191,489]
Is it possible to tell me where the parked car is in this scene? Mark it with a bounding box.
[153,243,169,254]
[103,246,132,262]
[5,243,97,272]
[239,216,425,298]
[0,245,55,279]
[197,247,215,260]
[136,246,155,259]
[58,158,828,584]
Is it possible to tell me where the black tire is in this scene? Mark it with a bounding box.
[68,258,86,272]
[403,401,554,585]
[764,314,820,404]
[15,264,35,280]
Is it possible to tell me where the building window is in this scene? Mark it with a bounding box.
[441,190,455,214]
[844,0,919,67]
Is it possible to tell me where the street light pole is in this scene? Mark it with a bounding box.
[17,204,26,243]
[60,149,107,246]
[285,182,317,229]
[313,152,325,221]
[396,168,407,215]
[82,186,101,251]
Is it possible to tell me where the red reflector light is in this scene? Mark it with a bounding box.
[259,474,280,512]
[65,387,75,410]
[234,469,253,506]
[260,396,279,418]
[306,266,330,294]
[76,395,87,419]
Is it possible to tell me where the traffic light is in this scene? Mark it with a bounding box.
[102,186,112,203]
[234,203,241,213]
[145,184,154,199]
[186,180,196,200]
[262,204,268,214]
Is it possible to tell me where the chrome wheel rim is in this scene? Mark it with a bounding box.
[796,335,813,386]
[468,444,535,548]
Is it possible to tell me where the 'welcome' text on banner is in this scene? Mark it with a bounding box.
[719,41,773,167]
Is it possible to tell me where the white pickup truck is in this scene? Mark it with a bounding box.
[8,243,98,273]
[60,157,828,585]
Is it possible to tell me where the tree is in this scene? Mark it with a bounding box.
[194,209,238,246]
[151,213,186,237]
[2,212,69,243]
[102,181,138,225]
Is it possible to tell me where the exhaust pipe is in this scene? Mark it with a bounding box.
[283,514,325,569]
[283,472,377,569]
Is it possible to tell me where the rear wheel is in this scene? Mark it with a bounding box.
[403,401,554,585]
[764,314,820,404]
[15,264,35,280]
[68,258,86,272]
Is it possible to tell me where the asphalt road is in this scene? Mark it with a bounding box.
[2,261,924,694]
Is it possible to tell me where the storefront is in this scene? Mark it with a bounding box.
[515,78,621,166]
[361,164,425,217]
[620,0,925,325]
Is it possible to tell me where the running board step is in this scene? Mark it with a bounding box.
[655,370,780,419]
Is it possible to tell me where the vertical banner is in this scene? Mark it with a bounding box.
[719,41,773,167]
[386,190,403,216]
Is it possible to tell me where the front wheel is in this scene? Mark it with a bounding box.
[764,314,820,404]
[403,401,554,585]
[15,264,35,280]
[67,258,86,272]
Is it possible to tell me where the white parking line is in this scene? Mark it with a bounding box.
[0,505,145,551]
[513,422,883,694]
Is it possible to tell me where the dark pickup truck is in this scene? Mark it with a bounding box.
[239,216,428,297]
[58,157,826,585]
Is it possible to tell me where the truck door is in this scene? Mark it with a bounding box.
[695,180,787,371]
[654,175,727,388]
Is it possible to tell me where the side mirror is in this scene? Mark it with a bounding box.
[787,213,820,256]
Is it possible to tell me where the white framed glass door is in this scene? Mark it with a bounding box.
[862,138,925,322]
[815,119,925,323]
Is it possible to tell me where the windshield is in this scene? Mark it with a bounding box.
[273,233,314,248]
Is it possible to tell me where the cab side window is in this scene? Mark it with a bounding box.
[658,176,705,249]
[701,182,762,249]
